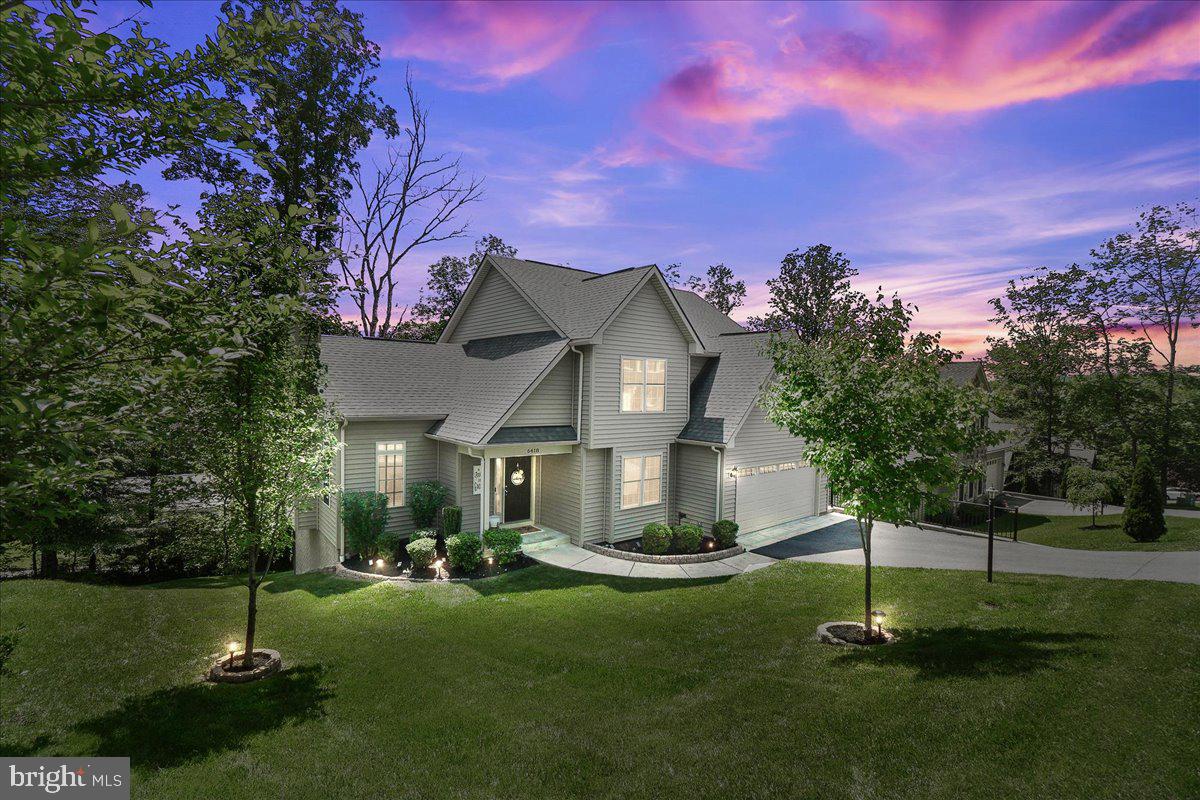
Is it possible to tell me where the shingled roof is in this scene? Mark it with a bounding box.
[679,331,778,445]
[939,360,986,387]
[320,331,568,445]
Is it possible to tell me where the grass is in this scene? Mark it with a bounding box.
[2,564,1198,800]
[1010,513,1200,551]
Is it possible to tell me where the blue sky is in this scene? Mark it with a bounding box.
[99,0,1200,358]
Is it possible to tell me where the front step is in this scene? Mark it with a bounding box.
[521,529,570,553]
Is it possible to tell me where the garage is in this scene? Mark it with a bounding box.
[732,462,819,533]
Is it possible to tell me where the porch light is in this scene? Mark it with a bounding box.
[870,610,886,636]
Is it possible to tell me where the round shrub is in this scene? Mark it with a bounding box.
[446,532,483,572]
[642,523,672,555]
[672,523,704,554]
[406,537,437,571]
[409,529,436,542]
[711,519,739,549]
[483,527,523,565]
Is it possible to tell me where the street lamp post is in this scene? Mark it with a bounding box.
[986,485,998,583]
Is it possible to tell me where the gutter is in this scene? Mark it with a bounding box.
[571,346,583,441]
[711,445,723,522]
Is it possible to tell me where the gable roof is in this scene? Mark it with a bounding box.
[320,331,568,446]
[940,360,987,387]
[671,288,745,345]
[679,331,779,445]
[442,256,704,348]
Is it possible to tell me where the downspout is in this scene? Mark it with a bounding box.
[570,346,583,440]
[711,445,723,523]
[337,423,346,561]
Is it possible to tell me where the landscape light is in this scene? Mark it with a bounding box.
[870,610,886,637]
[227,642,238,668]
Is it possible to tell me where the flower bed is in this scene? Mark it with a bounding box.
[338,548,534,583]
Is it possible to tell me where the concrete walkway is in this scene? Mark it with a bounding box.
[1013,496,1200,519]
[528,513,1200,584]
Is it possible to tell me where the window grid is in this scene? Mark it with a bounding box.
[620,357,666,413]
[621,454,663,509]
[376,441,405,508]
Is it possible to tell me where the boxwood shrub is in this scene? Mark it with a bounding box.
[672,523,704,554]
[377,529,406,561]
[641,522,672,555]
[406,537,437,571]
[446,532,483,572]
[484,527,522,565]
[711,519,739,549]
[409,529,436,542]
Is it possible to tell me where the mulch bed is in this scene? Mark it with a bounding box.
[605,536,723,556]
[816,621,896,647]
[342,548,535,581]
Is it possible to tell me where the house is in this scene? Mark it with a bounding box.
[937,360,1011,501]
[294,256,828,572]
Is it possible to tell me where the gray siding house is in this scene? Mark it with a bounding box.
[295,257,831,572]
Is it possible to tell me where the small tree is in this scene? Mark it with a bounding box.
[1065,466,1110,527]
[408,481,448,529]
[762,292,997,634]
[341,491,389,558]
[1123,456,1166,542]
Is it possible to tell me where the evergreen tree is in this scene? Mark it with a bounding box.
[1123,456,1166,542]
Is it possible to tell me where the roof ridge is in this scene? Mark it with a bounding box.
[718,329,773,336]
[580,264,656,282]
[321,334,442,344]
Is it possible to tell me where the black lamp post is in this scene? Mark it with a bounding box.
[986,485,998,583]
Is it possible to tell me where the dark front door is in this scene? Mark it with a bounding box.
[503,456,531,523]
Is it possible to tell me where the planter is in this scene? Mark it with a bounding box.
[584,541,744,564]
[816,621,896,647]
[208,648,282,683]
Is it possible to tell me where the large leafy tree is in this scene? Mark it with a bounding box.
[183,188,338,667]
[0,0,271,559]
[747,244,864,339]
[985,268,1093,494]
[167,0,397,250]
[686,263,747,315]
[762,292,995,634]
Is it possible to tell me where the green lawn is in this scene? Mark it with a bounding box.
[2,564,1198,799]
[1009,513,1200,551]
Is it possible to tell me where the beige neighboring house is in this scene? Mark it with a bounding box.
[293,257,830,572]
[938,360,1013,502]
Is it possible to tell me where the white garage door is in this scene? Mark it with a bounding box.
[734,463,818,533]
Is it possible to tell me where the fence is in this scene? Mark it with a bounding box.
[828,489,1020,541]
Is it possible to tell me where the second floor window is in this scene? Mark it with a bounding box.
[621,357,666,413]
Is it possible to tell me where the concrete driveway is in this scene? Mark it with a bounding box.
[756,515,1199,585]
[1012,496,1200,519]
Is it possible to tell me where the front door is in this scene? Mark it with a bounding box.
[503,456,531,523]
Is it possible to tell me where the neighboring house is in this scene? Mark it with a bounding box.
[938,361,1012,501]
[294,256,827,572]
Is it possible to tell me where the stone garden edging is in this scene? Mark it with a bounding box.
[581,542,745,564]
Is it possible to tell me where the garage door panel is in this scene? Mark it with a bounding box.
[734,467,817,533]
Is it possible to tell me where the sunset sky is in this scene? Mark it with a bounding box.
[105,0,1200,359]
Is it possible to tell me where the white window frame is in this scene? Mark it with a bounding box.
[620,452,663,509]
[375,441,406,508]
[619,356,667,414]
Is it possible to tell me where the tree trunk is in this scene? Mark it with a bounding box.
[243,574,257,669]
[40,549,58,579]
[862,517,873,634]
[88,549,97,573]
[30,547,37,575]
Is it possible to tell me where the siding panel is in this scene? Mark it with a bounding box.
[611,445,669,542]
[675,444,719,530]
[459,452,482,532]
[536,449,580,535]
[505,355,575,428]
[581,447,609,544]
[342,420,440,536]
[449,268,549,343]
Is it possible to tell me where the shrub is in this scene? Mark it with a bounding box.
[409,481,448,529]
[446,532,483,572]
[484,527,522,565]
[642,523,672,554]
[711,519,739,549]
[440,505,462,538]
[672,523,704,554]
[377,529,406,561]
[1065,466,1110,527]
[409,529,436,542]
[406,536,437,571]
[1124,456,1166,542]
[341,491,389,558]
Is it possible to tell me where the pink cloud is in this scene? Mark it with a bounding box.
[384,1,602,88]
[628,0,1200,165]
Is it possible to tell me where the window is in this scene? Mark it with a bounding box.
[621,454,662,509]
[620,357,666,413]
[376,441,405,508]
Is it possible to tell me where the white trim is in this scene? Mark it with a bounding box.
[374,440,407,508]
[619,451,665,510]
[618,355,667,414]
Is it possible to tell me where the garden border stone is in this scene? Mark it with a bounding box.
[815,621,897,647]
[207,648,282,683]
[582,542,744,564]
